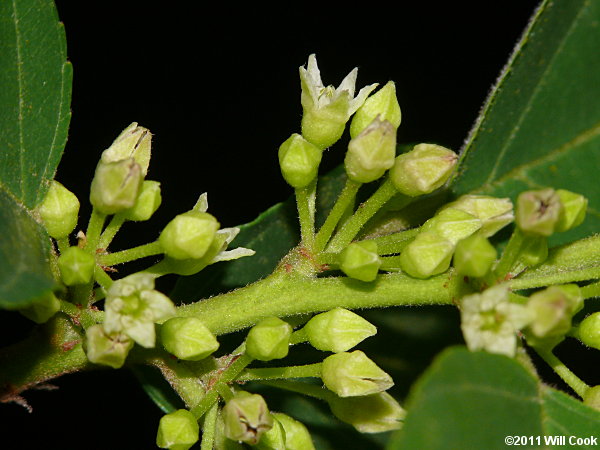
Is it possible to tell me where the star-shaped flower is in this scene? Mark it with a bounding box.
[460,285,532,357]
[299,54,378,149]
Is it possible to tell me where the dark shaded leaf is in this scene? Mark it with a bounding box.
[0,0,72,208]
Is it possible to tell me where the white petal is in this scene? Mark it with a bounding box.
[217,227,240,245]
[194,192,209,212]
[349,83,379,115]
[212,247,255,262]
[337,67,358,98]
[125,320,156,348]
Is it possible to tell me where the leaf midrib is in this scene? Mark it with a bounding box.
[481,1,589,188]
[12,0,25,201]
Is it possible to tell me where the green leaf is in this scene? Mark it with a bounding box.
[131,366,185,414]
[170,166,346,302]
[452,0,600,246]
[0,0,72,208]
[0,187,56,309]
[387,347,600,450]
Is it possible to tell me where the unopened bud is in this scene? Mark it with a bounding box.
[19,292,61,324]
[516,188,562,236]
[527,285,582,340]
[156,409,199,450]
[123,180,162,221]
[556,189,587,232]
[84,324,133,369]
[443,195,514,237]
[255,415,286,450]
[322,350,393,397]
[399,231,454,279]
[278,134,322,188]
[223,392,273,445]
[160,317,219,361]
[272,413,315,450]
[159,211,219,260]
[453,234,496,278]
[350,81,401,138]
[345,117,396,183]
[57,246,96,285]
[578,312,600,350]
[421,208,482,244]
[38,181,80,239]
[339,241,381,282]
[90,158,143,215]
[328,392,405,433]
[101,122,152,176]
[246,317,292,361]
[305,308,376,353]
[390,144,457,197]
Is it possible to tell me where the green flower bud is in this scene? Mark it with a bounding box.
[160,317,219,361]
[304,308,377,353]
[84,324,133,369]
[328,392,405,433]
[399,231,454,279]
[159,230,228,276]
[19,292,61,324]
[350,81,401,138]
[159,211,219,260]
[555,189,587,232]
[90,158,143,215]
[453,234,497,278]
[57,246,96,286]
[578,312,600,350]
[322,350,393,397]
[344,117,396,183]
[339,241,381,282]
[583,386,600,411]
[299,54,378,149]
[390,143,457,197]
[123,180,162,221]
[223,392,273,445]
[516,188,563,236]
[271,413,315,450]
[101,122,152,176]
[421,208,482,245]
[517,236,548,268]
[526,285,582,340]
[156,409,199,450]
[245,317,292,361]
[37,180,80,239]
[255,414,286,450]
[104,273,176,348]
[278,134,322,188]
[443,195,514,237]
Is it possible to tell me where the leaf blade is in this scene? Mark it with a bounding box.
[452,0,600,245]
[0,0,73,208]
[0,186,56,309]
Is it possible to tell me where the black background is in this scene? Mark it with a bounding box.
[0,2,545,448]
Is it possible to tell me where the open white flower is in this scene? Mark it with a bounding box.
[194,193,255,263]
[460,285,532,357]
[104,273,176,348]
[299,54,378,149]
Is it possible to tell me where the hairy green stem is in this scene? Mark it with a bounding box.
[494,227,525,277]
[237,363,322,382]
[201,402,219,450]
[369,228,420,255]
[56,237,70,254]
[94,267,113,291]
[582,280,600,299]
[534,346,589,398]
[314,179,361,252]
[296,180,317,250]
[327,179,404,253]
[175,271,460,336]
[97,214,126,250]
[98,241,163,266]
[85,209,106,254]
